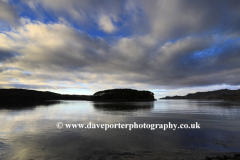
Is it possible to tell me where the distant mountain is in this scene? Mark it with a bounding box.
[160,89,240,100]
[92,88,155,102]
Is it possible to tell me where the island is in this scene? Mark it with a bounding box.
[160,89,240,101]
[92,88,155,102]
[0,88,155,108]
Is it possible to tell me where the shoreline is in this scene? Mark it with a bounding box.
[75,150,240,160]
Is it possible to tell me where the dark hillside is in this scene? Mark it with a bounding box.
[161,89,240,100]
[93,89,155,102]
[0,89,92,108]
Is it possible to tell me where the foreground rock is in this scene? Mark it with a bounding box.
[92,89,155,102]
[161,89,240,100]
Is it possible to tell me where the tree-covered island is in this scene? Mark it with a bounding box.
[92,88,155,102]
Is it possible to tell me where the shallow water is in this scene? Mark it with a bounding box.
[0,100,240,159]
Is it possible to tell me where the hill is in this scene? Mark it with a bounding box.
[92,88,155,102]
[160,89,240,100]
[0,88,155,108]
[0,88,92,107]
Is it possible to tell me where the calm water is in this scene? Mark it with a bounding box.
[1,100,240,159]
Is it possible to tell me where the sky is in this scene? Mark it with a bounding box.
[1,0,240,98]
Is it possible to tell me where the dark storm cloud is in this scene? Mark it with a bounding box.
[139,0,240,42]
[0,49,18,62]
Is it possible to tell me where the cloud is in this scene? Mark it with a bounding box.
[23,0,123,33]
[117,0,240,42]
[21,0,240,38]
[1,1,240,96]
[1,19,240,92]
[0,49,18,62]
[0,1,19,27]
[98,15,116,33]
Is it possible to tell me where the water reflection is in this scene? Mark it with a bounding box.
[0,100,61,110]
[93,101,154,116]
[1,100,240,159]
[93,101,154,112]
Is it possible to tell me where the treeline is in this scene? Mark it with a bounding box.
[0,88,156,109]
[0,89,92,105]
[93,88,155,102]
